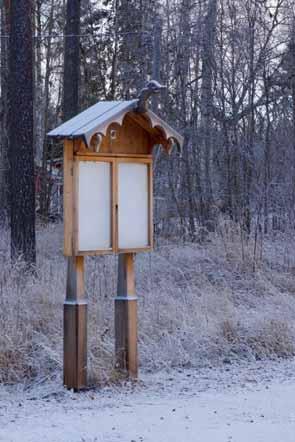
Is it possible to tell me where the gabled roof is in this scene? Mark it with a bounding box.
[48,99,183,150]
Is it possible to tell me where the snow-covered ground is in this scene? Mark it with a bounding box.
[1,359,295,442]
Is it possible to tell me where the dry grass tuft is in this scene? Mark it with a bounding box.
[1,219,295,385]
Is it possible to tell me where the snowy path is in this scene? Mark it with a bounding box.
[1,360,295,442]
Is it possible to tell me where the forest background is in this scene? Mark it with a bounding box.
[1,0,295,384]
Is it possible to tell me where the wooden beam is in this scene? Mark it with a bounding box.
[64,255,87,390]
[115,253,138,378]
[63,140,74,256]
[128,112,169,150]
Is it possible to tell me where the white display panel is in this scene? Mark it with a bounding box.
[78,161,111,251]
[118,162,149,249]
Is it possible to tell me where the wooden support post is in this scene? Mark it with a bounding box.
[64,255,87,390]
[115,253,138,378]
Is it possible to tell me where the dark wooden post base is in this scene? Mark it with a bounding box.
[115,298,138,377]
[115,253,138,378]
[64,256,87,390]
[64,302,87,390]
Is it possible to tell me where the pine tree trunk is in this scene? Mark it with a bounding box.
[63,0,81,120]
[34,0,44,167]
[8,0,36,264]
[152,17,162,112]
[200,0,217,222]
[0,3,10,224]
[39,0,55,219]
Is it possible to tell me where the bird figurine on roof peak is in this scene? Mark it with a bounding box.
[136,80,166,114]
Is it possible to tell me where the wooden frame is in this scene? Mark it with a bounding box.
[73,156,115,256]
[76,152,153,159]
[63,140,75,256]
[116,157,153,254]
[65,153,153,256]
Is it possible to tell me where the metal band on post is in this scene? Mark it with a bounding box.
[115,296,138,301]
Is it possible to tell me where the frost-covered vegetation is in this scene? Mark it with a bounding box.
[1,220,295,385]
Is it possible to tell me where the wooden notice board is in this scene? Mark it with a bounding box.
[65,154,153,256]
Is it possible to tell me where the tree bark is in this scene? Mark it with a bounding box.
[39,0,55,219]
[200,0,217,221]
[63,0,81,121]
[0,3,10,223]
[8,0,36,264]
